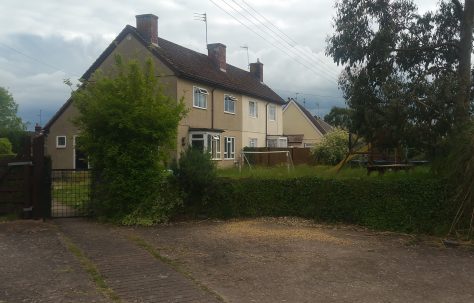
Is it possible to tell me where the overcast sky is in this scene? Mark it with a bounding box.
[0,0,437,129]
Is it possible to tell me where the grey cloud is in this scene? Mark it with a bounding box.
[0,0,438,127]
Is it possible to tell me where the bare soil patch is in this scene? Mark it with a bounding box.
[134,218,474,303]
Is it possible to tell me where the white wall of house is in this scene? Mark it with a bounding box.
[241,96,283,149]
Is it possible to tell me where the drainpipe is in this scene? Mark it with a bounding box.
[211,88,216,129]
[265,102,269,147]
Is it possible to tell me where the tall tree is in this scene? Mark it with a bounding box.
[327,0,474,152]
[324,106,353,130]
[0,86,25,132]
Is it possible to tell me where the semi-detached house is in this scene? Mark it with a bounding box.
[43,14,286,169]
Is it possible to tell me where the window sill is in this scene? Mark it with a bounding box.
[224,111,236,115]
[249,115,258,119]
[193,105,207,110]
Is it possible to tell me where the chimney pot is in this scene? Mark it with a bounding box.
[136,14,159,45]
[207,43,227,72]
[34,123,42,134]
[250,58,264,83]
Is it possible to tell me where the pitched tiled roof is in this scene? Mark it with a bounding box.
[292,100,334,135]
[45,25,284,131]
[84,25,284,104]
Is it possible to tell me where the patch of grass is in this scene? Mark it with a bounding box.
[60,234,121,303]
[218,164,433,180]
[52,181,90,208]
[0,213,18,222]
[129,235,225,302]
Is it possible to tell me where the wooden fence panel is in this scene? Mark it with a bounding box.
[243,147,312,166]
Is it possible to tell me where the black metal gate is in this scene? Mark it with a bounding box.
[51,169,91,218]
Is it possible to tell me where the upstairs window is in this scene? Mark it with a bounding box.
[193,86,208,109]
[249,100,258,118]
[224,94,236,114]
[268,104,276,121]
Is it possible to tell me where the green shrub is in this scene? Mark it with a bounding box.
[313,129,349,165]
[198,175,454,235]
[74,55,186,220]
[120,180,183,226]
[0,137,13,155]
[171,148,216,213]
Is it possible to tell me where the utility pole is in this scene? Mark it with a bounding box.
[194,12,208,46]
[295,92,299,101]
[241,45,250,70]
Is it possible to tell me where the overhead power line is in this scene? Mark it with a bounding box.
[232,0,340,79]
[276,87,345,100]
[210,0,338,84]
[220,0,338,82]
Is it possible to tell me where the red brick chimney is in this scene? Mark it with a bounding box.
[250,59,263,83]
[136,14,158,46]
[207,43,227,72]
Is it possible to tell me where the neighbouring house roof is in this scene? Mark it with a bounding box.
[44,25,284,131]
[284,99,334,136]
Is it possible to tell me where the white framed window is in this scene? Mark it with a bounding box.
[190,133,205,152]
[208,134,221,159]
[190,132,221,160]
[56,136,66,148]
[224,94,236,114]
[249,138,258,147]
[268,104,276,121]
[249,100,258,118]
[193,86,208,109]
[224,137,235,159]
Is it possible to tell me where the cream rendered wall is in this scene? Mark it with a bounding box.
[176,78,242,167]
[45,34,178,169]
[46,104,81,169]
[282,102,324,146]
[241,96,283,148]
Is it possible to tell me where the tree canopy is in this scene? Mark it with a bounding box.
[324,106,353,130]
[0,87,25,133]
[74,55,186,219]
[327,0,474,154]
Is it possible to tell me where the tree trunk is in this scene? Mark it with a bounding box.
[456,0,474,125]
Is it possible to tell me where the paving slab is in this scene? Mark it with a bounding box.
[56,218,221,303]
[0,220,108,303]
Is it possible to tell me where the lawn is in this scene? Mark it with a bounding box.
[52,180,90,209]
[217,164,433,180]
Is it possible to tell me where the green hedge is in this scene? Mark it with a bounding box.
[200,176,454,234]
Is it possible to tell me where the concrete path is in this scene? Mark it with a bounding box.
[0,220,107,303]
[55,219,221,303]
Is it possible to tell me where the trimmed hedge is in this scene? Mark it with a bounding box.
[200,176,454,234]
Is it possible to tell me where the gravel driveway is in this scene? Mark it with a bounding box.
[133,218,474,303]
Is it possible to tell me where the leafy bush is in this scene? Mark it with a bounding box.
[74,55,186,221]
[198,175,454,235]
[120,180,183,226]
[0,137,13,155]
[313,128,349,165]
[171,148,217,213]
